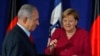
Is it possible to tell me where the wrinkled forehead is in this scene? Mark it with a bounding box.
[31,9,39,20]
[32,9,39,16]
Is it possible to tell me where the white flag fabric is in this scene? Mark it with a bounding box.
[47,0,62,46]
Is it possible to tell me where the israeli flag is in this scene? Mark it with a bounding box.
[47,0,62,46]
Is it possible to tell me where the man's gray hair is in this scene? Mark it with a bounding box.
[18,4,36,19]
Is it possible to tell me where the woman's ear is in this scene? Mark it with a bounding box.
[75,20,78,25]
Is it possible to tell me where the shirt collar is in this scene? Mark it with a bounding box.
[17,23,30,37]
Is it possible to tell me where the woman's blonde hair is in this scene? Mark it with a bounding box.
[62,8,79,21]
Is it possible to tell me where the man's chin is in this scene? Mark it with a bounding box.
[29,28,35,32]
[32,28,36,31]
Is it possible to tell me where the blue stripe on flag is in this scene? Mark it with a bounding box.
[54,0,61,7]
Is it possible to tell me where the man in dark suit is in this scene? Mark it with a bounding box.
[2,4,39,56]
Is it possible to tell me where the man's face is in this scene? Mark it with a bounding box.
[26,10,39,31]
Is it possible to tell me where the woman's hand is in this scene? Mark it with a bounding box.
[49,39,57,51]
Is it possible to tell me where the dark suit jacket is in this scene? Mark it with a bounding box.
[2,25,38,56]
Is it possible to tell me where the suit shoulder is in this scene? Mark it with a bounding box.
[5,28,22,42]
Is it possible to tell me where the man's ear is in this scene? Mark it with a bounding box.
[23,17,27,24]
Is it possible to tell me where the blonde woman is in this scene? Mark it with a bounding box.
[45,8,91,56]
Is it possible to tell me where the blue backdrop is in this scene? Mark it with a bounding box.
[0,0,92,54]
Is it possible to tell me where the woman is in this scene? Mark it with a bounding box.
[45,8,91,56]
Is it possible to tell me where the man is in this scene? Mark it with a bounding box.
[2,4,39,56]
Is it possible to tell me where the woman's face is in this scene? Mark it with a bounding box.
[62,15,78,32]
